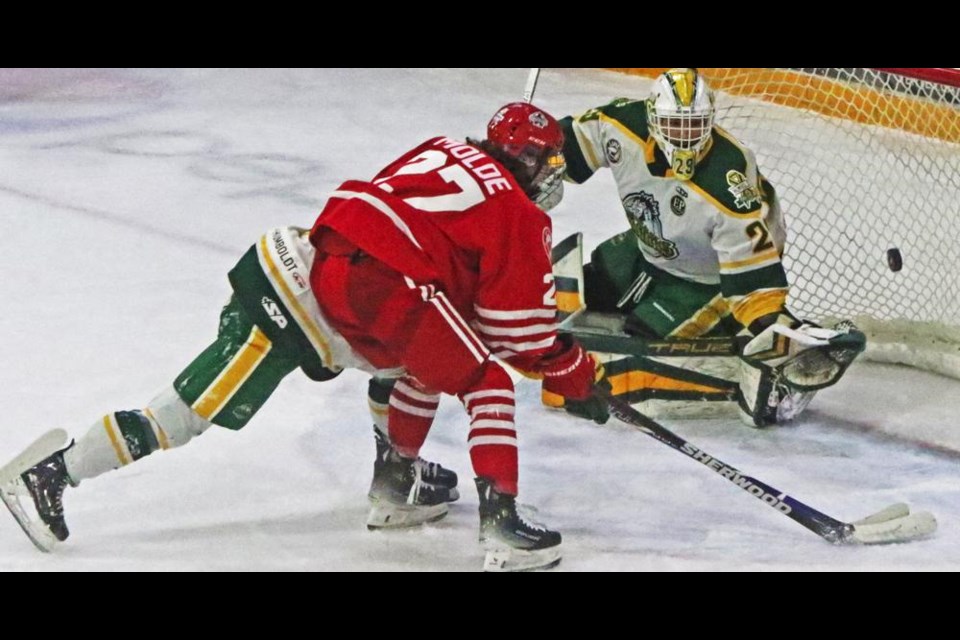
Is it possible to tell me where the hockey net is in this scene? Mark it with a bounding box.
[607,68,960,378]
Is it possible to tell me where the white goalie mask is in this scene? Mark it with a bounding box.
[646,68,716,180]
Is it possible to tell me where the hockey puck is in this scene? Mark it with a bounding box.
[887,247,903,272]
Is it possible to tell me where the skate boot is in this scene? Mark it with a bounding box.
[0,430,75,552]
[475,477,562,572]
[367,440,456,530]
[370,428,458,500]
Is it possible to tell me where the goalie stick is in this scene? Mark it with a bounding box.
[566,327,740,358]
[603,392,937,545]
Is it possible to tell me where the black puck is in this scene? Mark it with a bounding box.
[887,247,903,272]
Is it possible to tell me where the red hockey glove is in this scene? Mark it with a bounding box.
[540,335,597,400]
[540,335,610,425]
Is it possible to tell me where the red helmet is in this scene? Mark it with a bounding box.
[486,102,566,211]
[487,102,563,159]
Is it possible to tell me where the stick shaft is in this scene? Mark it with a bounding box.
[604,393,852,542]
[523,68,541,103]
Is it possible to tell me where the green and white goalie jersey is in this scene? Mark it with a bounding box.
[560,98,790,331]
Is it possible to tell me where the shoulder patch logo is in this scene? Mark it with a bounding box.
[623,191,678,260]
[605,138,622,164]
[542,227,552,259]
[261,296,289,329]
[726,170,762,210]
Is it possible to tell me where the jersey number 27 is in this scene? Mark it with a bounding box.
[374,150,486,212]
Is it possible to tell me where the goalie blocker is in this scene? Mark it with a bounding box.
[550,234,866,427]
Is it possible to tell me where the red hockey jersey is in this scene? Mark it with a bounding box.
[310,136,559,371]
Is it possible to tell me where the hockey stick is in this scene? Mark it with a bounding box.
[566,329,739,358]
[523,68,541,103]
[560,310,736,357]
[602,392,937,544]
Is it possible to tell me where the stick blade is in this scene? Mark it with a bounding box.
[849,506,937,545]
[852,502,910,526]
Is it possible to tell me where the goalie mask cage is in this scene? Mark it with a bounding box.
[607,68,960,378]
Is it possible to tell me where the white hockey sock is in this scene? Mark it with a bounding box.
[63,386,211,483]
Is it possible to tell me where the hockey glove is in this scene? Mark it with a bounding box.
[560,375,611,425]
[737,313,866,427]
[540,334,610,424]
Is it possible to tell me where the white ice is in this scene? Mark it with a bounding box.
[0,68,957,571]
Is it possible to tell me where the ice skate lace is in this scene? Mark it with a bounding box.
[516,503,548,532]
[48,483,65,516]
[415,458,440,479]
[29,460,66,517]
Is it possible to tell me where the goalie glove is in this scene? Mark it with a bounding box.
[737,314,866,428]
[540,334,610,424]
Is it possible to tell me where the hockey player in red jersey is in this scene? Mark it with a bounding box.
[0,102,602,572]
[310,102,599,570]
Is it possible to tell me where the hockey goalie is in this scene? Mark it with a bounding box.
[550,237,864,427]
[547,68,865,427]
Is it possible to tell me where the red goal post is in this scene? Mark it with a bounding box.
[873,68,960,87]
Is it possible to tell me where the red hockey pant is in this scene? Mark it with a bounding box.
[312,232,520,494]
